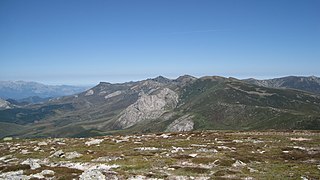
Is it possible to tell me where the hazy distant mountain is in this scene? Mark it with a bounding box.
[0,75,319,138]
[244,76,320,94]
[0,81,91,100]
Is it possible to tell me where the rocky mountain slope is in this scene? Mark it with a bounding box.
[0,75,319,138]
[0,81,90,100]
[244,76,320,94]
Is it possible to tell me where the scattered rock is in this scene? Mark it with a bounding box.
[290,137,312,141]
[92,156,122,162]
[160,134,171,139]
[171,146,185,153]
[232,140,244,143]
[134,147,163,151]
[37,141,48,146]
[21,149,30,154]
[248,167,258,173]
[50,150,65,158]
[40,169,55,176]
[232,160,247,168]
[0,155,13,161]
[85,139,104,146]
[65,151,83,159]
[21,158,41,170]
[188,153,198,158]
[0,170,30,180]
[196,148,218,153]
[79,169,106,180]
[190,144,207,147]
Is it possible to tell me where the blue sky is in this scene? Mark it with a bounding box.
[0,0,319,85]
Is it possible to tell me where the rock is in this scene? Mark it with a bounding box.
[3,137,13,141]
[40,170,55,176]
[116,88,179,128]
[85,89,94,96]
[188,153,198,158]
[30,169,55,179]
[85,139,104,146]
[0,170,30,180]
[160,134,171,139]
[134,147,163,151]
[21,158,41,170]
[30,173,44,179]
[232,140,244,143]
[92,156,122,162]
[79,169,106,180]
[50,150,65,158]
[171,146,185,153]
[232,160,247,168]
[105,91,122,99]
[166,115,194,132]
[0,155,13,161]
[21,149,30,154]
[196,148,218,153]
[290,137,312,141]
[65,151,83,159]
[37,141,48,146]
[128,175,147,180]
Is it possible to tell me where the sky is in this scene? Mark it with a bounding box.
[0,0,319,85]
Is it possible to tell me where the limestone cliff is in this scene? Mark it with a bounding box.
[116,88,179,128]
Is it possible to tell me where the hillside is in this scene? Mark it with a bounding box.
[244,76,320,94]
[0,75,319,138]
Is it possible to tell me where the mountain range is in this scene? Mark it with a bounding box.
[0,81,90,100]
[0,75,319,138]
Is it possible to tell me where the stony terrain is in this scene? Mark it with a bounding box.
[1,131,319,179]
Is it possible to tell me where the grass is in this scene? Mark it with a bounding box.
[0,130,319,179]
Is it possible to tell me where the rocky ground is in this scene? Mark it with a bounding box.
[0,131,319,180]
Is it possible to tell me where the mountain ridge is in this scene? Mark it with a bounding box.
[0,75,319,138]
[0,80,91,100]
[243,76,320,94]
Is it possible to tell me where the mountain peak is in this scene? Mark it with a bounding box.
[151,76,172,83]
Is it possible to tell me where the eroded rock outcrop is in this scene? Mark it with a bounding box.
[116,88,179,128]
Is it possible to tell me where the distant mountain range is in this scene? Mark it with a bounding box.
[0,81,90,100]
[0,75,319,138]
[244,76,320,94]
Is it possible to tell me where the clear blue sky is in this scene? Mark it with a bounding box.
[0,0,319,85]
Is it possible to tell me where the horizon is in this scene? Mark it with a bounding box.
[1,74,319,86]
[1,0,319,85]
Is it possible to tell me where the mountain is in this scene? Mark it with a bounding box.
[244,76,320,94]
[0,75,319,138]
[0,81,91,100]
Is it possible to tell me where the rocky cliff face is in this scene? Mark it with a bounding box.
[116,88,179,128]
